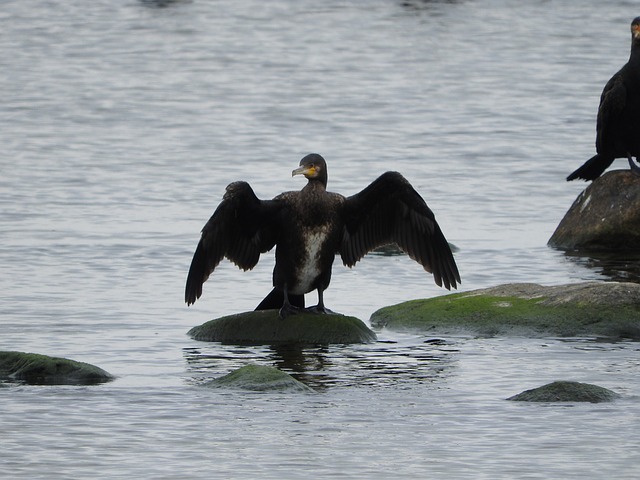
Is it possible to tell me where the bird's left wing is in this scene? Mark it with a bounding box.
[339,171,460,290]
[596,73,627,152]
[185,181,282,305]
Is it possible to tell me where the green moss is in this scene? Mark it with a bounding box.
[0,351,114,385]
[189,309,377,345]
[370,292,640,338]
[204,364,315,393]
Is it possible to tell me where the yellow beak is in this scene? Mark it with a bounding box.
[292,165,315,177]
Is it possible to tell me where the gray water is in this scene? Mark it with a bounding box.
[2,0,640,478]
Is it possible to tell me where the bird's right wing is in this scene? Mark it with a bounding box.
[596,73,627,152]
[185,181,282,305]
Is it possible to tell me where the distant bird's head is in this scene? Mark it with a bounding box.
[292,153,328,186]
[632,17,640,41]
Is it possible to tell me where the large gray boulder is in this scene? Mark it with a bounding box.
[370,282,640,339]
[507,381,620,403]
[0,351,114,385]
[549,170,640,251]
[188,310,377,345]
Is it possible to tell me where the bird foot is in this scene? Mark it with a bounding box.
[305,305,338,315]
[628,155,640,177]
[278,303,303,319]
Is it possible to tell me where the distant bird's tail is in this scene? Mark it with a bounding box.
[254,288,305,311]
[567,154,614,181]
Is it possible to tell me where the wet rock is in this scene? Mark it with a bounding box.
[549,170,640,251]
[507,381,620,403]
[203,364,315,393]
[0,351,114,385]
[370,281,640,339]
[188,310,377,345]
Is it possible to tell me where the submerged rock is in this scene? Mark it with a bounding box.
[0,351,114,385]
[549,170,640,251]
[507,381,620,403]
[188,309,377,345]
[204,364,315,393]
[370,282,640,339]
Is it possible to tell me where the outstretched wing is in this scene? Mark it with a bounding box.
[339,171,460,290]
[185,181,282,305]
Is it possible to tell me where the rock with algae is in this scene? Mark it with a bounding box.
[204,364,315,393]
[188,309,377,345]
[507,381,620,403]
[370,282,640,339]
[0,351,114,385]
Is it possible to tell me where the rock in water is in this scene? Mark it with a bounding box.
[507,381,620,403]
[0,351,114,385]
[549,170,640,251]
[370,282,640,339]
[204,364,315,393]
[188,310,377,345]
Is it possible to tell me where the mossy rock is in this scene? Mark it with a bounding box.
[188,309,377,345]
[0,351,114,385]
[204,364,315,393]
[370,282,640,339]
[508,381,620,403]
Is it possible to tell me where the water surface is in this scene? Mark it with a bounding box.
[1,0,639,478]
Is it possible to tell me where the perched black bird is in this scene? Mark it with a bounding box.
[567,17,640,181]
[185,154,460,318]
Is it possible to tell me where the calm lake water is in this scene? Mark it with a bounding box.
[2,0,640,478]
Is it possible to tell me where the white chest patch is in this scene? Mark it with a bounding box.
[295,226,330,293]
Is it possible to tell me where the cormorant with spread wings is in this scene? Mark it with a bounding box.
[185,153,460,318]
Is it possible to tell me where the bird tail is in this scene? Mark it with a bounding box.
[566,154,614,181]
[254,288,305,311]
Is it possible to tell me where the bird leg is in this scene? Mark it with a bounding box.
[305,288,337,315]
[278,288,302,319]
[628,154,640,176]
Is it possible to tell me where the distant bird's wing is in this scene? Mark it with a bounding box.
[185,181,282,305]
[339,171,460,290]
[596,73,627,153]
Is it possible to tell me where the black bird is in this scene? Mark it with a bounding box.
[185,153,460,318]
[567,17,640,181]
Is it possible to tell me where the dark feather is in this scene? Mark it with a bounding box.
[596,76,627,153]
[254,288,305,310]
[184,181,280,305]
[339,171,460,290]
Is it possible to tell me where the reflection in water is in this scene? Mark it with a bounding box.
[139,0,191,8]
[399,0,463,12]
[183,337,459,391]
[562,250,640,283]
[372,242,460,257]
[268,344,329,377]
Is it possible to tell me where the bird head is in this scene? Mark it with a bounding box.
[292,153,328,185]
[632,17,640,40]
